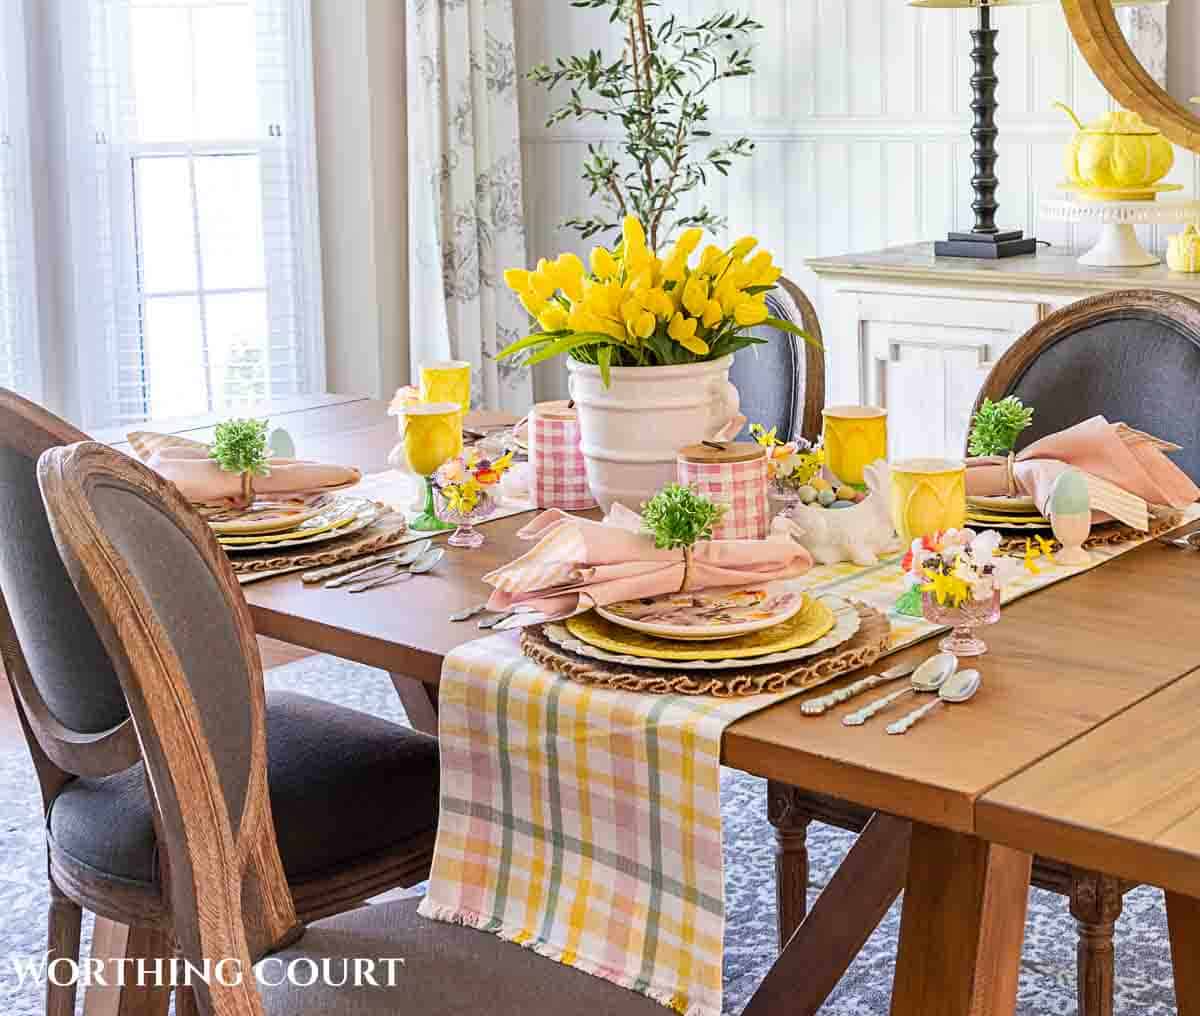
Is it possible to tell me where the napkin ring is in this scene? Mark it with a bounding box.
[1005,453,1017,496]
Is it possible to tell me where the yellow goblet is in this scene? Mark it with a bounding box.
[420,360,472,413]
[890,458,967,544]
[822,406,888,488]
[399,401,463,531]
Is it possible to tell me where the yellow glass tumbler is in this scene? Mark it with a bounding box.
[399,401,463,531]
[420,360,472,413]
[890,458,967,544]
[822,406,888,488]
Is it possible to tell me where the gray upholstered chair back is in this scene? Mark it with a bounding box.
[978,292,1200,482]
[86,473,256,837]
[0,392,129,737]
[40,441,297,1001]
[727,277,825,444]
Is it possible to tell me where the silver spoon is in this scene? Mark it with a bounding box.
[886,668,982,735]
[842,652,957,727]
[323,540,433,588]
[346,547,445,593]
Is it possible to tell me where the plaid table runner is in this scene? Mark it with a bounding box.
[420,506,1199,1015]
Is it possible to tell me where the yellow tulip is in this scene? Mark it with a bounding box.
[682,277,709,318]
[519,291,548,317]
[631,310,656,339]
[673,227,704,259]
[660,255,686,283]
[529,259,557,302]
[554,253,586,301]
[702,299,723,328]
[538,305,569,332]
[734,295,769,327]
[698,245,725,273]
[590,246,619,280]
[668,312,709,355]
[644,287,674,319]
[715,277,742,315]
[503,268,532,293]
[730,235,758,259]
[622,215,648,257]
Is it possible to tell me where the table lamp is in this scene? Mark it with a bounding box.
[909,0,1166,259]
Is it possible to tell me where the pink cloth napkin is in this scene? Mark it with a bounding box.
[127,432,361,504]
[483,503,814,618]
[966,416,1199,518]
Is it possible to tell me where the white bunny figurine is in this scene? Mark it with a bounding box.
[785,460,896,566]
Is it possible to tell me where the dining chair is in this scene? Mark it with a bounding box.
[38,439,663,1016]
[728,276,826,444]
[974,288,1200,480]
[0,389,439,1016]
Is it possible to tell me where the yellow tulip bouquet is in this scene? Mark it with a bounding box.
[499,216,818,385]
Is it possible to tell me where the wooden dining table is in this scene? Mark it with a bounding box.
[104,394,1200,1015]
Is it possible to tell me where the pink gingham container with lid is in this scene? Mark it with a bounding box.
[677,442,770,540]
[529,400,597,510]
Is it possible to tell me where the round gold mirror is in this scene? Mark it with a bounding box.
[1061,0,1200,153]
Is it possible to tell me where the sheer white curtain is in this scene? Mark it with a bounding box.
[408,0,532,413]
[0,0,40,400]
[54,0,323,428]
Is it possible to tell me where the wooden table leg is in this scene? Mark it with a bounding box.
[1070,869,1122,1016]
[1167,892,1200,1015]
[47,883,83,1016]
[389,672,438,735]
[83,919,173,1016]
[890,824,1031,1016]
[767,780,813,947]
[744,812,911,1016]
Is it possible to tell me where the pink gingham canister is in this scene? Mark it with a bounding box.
[677,442,770,540]
[530,400,597,510]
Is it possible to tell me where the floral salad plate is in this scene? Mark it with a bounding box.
[594,586,806,641]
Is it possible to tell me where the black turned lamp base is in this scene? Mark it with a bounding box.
[935,230,1038,260]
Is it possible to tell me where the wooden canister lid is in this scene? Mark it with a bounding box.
[678,441,765,464]
[532,399,577,422]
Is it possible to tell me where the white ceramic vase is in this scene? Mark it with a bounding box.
[567,355,741,513]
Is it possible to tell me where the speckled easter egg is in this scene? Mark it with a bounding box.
[817,488,836,507]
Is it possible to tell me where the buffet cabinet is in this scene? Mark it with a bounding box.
[808,242,1200,460]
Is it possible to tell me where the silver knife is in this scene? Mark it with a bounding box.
[320,541,433,588]
[800,662,917,716]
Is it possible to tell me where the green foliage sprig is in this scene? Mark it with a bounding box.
[528,0,761,248]
[968,397,1034,457]
[641,483,726,550]
[211,418,271,478]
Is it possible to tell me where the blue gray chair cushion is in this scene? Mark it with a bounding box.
[260,896,664,1016]
[47,691,439,886]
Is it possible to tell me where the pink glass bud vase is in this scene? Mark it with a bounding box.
[435,489,496,550]
[921,582,1001,658]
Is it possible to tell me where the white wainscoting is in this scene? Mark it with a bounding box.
[515,0,1195,402]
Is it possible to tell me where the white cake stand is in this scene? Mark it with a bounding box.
[1041,197,1200,268]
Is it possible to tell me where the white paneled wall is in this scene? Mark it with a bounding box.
[515,0,1197,401]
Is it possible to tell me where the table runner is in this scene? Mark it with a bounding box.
[421,506,1200,1015]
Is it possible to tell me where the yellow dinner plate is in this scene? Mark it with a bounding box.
[564,595,836,662]
[216,512,358,546]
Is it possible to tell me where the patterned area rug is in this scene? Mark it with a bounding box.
[0,654,1178,1014]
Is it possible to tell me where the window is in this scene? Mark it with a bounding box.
[77,0,322,427]
[0,0,40,399]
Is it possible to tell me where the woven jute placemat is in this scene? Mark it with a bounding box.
[229,510,408,576]
[997,510,1182,557]
[520,601,891,698]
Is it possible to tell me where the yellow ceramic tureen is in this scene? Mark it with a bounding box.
[1055,103,1175,200]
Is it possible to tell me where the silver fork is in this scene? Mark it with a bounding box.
[799,662,917,716]
[323,541,433,588]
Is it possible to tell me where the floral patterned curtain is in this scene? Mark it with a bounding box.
[408,0,532,413]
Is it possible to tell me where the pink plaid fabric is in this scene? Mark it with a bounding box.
[532,410,596,510]
[678,453,769,540]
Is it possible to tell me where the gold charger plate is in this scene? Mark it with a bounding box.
[565,594,835,662]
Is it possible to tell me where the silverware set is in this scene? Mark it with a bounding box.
[800,651,983,735]
[448,603,547,630]
[298,540,445,593]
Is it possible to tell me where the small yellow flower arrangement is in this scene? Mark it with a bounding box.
[499,216,818,384]
[750,423,824,490]
[433,450,514,515]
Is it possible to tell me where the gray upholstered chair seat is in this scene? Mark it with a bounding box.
[47,691,439,886]
[260,896,664,1016]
